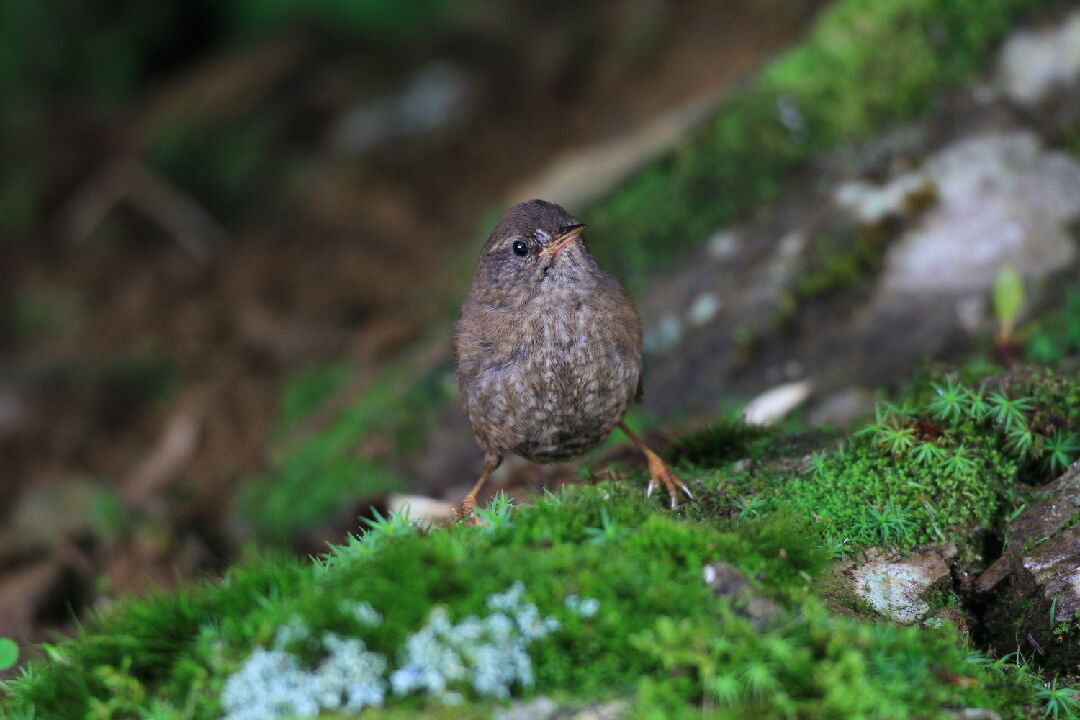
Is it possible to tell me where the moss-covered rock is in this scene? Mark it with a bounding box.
[0,483,1047,719]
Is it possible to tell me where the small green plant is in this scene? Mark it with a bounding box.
[860,503,917,546]
[994,265,1025,355]
[941,445,975,477]
[1044,430,1080,475]
[989,392,1034,432]
[1036,678,1080,719]
[583,508,629,544]
[475,491,515,530]
[1004,425,1036,460]
[910,441,946,467]
[929,378,972,424]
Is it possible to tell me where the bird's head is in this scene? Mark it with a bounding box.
[470,199,597,306]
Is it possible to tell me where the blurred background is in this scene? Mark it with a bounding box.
[3,0,1079,653]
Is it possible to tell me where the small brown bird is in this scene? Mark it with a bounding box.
[453,199,692,515]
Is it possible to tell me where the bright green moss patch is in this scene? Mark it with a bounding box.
[0,485,1046,719]
[586,0,1048,285]
[714,371,1080,554]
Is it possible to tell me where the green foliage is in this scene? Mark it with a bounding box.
[989,391,1034,432]
[1044,430,1080,475]
[0,638,17,671]
[793,226,895,300]
[236,371,406,546]
[630,603,1026,719]
[749,373,1076,551]
[1037,678,1080,719]
[586,0,1048,284]
[474,491,515,531]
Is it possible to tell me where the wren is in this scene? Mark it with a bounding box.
[453,199,691,514]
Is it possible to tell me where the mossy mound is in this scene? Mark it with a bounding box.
[0,482,1049,719]
[687,368,1080,555]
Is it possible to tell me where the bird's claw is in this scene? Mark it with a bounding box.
[644,464,693,510]
[456,495,478,524]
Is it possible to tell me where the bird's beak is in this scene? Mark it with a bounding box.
[539,224,587,259]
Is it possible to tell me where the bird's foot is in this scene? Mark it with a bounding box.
[643,447,693,509]
[456,494,480,525]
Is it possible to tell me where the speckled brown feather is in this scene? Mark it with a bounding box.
[453,199,642,463]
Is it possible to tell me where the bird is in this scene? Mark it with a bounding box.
[453,199,692,516]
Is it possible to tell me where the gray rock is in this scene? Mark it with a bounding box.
[874,131,1080,298]
[846,546,955,624]
[495,698,628,720]
[977,459,1080,593]
[998,10,1080,106]
[978,464,1080,669]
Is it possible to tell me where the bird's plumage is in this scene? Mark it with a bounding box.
[453,199,642,463]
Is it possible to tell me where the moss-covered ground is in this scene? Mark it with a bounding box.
[4,362,1080,718]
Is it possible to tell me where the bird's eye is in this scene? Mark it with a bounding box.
[512,240,528,257]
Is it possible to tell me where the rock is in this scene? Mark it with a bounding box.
[977,460,1080,669]
[846,546,955,625]
[703,562,782,629]
[741,380,813,426]
[1015,524,1080,624]
[495,698,628,720]
[874,131,1080,297]
[977,460,1080,593]
[834,174,935,225]
[947,710,1002,720]
[998,9,1080,106]
[980,521,1080,669]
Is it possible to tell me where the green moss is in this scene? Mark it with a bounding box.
[235,370,406,544]
[585,0,1047,286]
[236,364,456,545]
[794,224,897,300]
[0,486,1043,719]
[274,362,356,437]
[1025,284,1080,367]
[715,372,1080,554]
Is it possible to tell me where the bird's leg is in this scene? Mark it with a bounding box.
[618,422,693,509]
[459,453,502,520]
